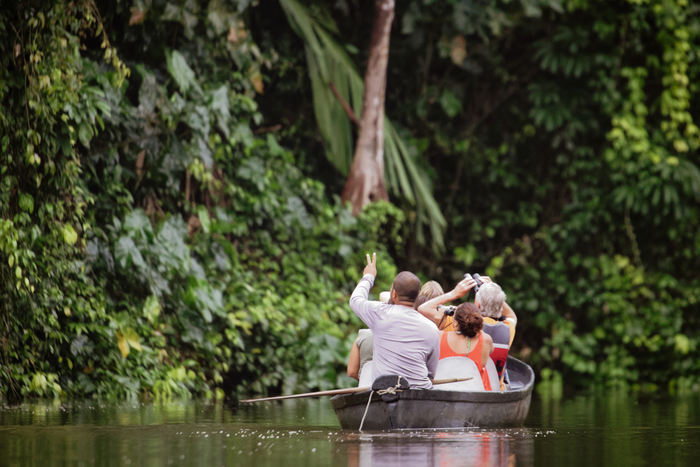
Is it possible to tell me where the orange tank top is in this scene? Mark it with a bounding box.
[439,331,492,391]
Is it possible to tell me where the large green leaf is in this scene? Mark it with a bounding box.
[166,50,202,96]
[115,236,146,269]
[18,193,34,213]
[123,209,154,240]
[154,216,191,275]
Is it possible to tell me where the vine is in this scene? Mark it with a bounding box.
[0,0,127,398]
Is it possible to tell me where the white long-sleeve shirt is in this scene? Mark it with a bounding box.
[349,274,440,389]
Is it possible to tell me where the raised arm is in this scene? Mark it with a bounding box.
[417,276,476,325]
[349,253,379,327]
[502,301,517,325]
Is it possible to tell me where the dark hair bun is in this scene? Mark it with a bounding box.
[454,303,483,338]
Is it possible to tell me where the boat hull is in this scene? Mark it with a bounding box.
[331,356,534,430]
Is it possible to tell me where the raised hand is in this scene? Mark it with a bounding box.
[363,252,377,278]
[451,276,476,299]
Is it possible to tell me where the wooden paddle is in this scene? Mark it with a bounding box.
[239,377,472,403]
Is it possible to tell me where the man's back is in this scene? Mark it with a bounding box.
[350,274,439,389]
[371,304,439,388]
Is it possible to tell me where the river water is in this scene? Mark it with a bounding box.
[1,391,699,466]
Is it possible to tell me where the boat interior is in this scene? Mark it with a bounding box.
[358,356,530,393]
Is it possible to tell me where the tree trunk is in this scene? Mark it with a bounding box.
[341,0,394,215]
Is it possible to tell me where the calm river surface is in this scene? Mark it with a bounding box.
[1,392,699,466]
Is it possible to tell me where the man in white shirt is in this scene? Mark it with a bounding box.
[349,252,440,389]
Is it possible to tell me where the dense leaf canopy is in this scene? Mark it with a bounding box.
[1,0,699,400]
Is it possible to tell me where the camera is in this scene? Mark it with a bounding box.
[438,305,457,316]
[465,273,483,293]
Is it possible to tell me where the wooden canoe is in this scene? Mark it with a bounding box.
[330,356,534,430]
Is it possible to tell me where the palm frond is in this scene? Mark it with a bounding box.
[280,0,446,251]
[385,120,446,248]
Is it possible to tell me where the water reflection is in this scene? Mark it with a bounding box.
[344,429,533,467]
[2,394,700,467]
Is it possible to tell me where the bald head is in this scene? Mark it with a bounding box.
[391,271,421,303]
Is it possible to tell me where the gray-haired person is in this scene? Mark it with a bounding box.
[475,280,517,389]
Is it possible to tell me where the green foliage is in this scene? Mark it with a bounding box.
[508,0,700,390]
[3,0,700,401]
[0,0,404,401]
[260,0,700,391]
[0,0,127,400]
[398,0,700,390]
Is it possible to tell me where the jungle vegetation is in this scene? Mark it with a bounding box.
[1,0,699,401]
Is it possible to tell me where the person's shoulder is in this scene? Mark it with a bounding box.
[362,300,390,314]
[484,317,512,327]
[357,329,373,345]
[500,318,516,329]
[415,310,438,326]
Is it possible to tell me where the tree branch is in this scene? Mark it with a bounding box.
[329,81,361,127]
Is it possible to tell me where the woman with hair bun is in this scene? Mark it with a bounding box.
[439,303,494,390]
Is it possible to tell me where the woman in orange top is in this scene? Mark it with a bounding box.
[438,303,494,390]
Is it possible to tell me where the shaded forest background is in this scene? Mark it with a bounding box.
[1,0,699,401]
